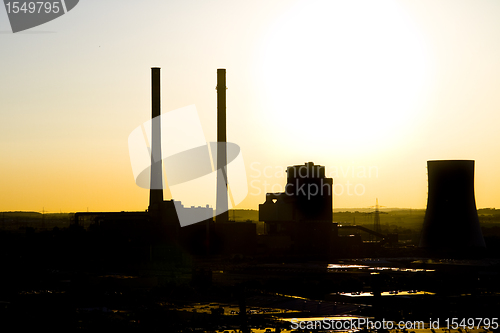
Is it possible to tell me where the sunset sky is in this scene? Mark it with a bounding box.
[1,0,500,213]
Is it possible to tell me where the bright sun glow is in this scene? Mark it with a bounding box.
[259,0,431,152]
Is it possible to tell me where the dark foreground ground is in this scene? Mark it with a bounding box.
[1,210,500,332]
[1,230,500,332]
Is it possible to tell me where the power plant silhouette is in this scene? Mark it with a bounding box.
[419,160,486,253]
[3,67,498,333]
[70,68,487,260]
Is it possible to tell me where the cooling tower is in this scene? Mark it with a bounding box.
[419,160,485,251]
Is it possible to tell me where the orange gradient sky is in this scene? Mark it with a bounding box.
[1,0,500,213]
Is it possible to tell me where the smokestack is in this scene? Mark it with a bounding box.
[149,67,163,210]
[419,160,485,252]
[216,69,229,223]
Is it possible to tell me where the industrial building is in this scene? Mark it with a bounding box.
[258,162,336,256]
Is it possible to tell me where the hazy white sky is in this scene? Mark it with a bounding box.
[1,0,500,212]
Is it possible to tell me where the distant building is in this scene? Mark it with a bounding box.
[174,202,213,227]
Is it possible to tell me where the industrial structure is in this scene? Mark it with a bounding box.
[215,69,229,223]
[72,67,407,260]
[73,67,255,258]
[371,198,384,234]
[419,160,486,253]
[259,162,335,256]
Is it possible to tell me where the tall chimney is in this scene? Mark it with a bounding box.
[419,160,485,252]
[149,67,163,211]
[216,69,229,223]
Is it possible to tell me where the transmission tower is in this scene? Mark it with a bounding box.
[370,198,385,234]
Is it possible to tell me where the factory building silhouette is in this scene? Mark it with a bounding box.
[259,162,335,256]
